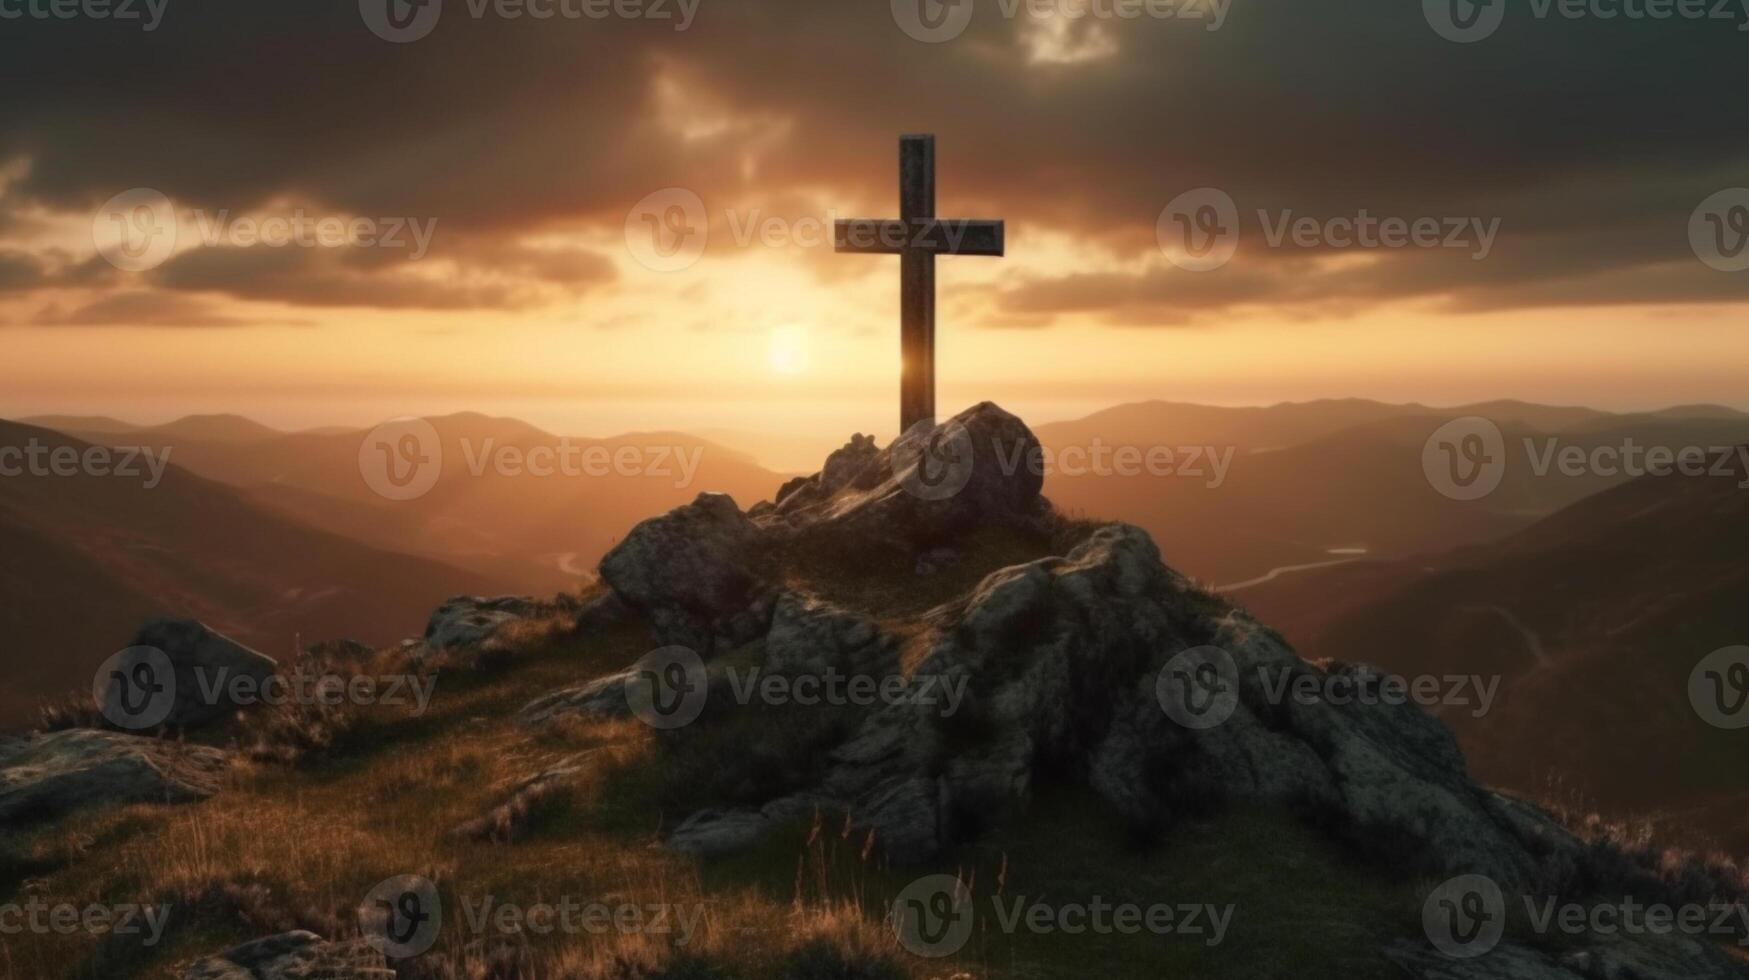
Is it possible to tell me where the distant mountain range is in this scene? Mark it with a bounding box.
[1033,399,1749,586]
[23,412,790,595]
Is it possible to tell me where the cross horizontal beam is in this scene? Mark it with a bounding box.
[834,218,1005,256]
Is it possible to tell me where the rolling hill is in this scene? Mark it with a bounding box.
[33,413,791,595]
[1033,400,1749,586]
[0,420,505,730]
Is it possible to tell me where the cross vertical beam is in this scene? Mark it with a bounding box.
[900,134,936,434]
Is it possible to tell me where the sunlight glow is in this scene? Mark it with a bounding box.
[768,324,810,375]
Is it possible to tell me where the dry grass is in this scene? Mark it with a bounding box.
[0,611,933,980]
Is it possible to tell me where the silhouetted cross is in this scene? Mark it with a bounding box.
[835,135,1005,434]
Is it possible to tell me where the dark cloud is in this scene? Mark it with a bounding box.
[0,0,1745,322]
[151,244,563,310]
[24,291,270,328]
[0,248,47,292]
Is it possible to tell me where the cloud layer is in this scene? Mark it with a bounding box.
[2,0,1745,325]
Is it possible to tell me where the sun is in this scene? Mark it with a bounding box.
[768,324,810,375]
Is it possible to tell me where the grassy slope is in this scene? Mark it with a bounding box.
[0,533,1545,980]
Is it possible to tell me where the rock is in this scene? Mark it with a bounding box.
[763,402,1046,550]
[118,618,278,729]
[1381,932,1745,980]
[519,668,638,725]
[183,931,390,980]
[763,593,894,677]
[573,589,630,636]
[667,808,778,857]
[523,592,895,727]
[773,474,813,507]
[1383,939,1584,979]
[0,729,229,823]
[599,492,768,653]
[422,596,540,651]
[660,523,1582,890]
[587,407,1044,654]
[820,433,882,492]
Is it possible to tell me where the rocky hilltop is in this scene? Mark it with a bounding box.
[529,402,1748,979]
[3,403,1744,980]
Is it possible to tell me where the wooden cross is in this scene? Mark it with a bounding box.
[835,135,1005,434]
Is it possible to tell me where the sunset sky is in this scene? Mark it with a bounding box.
[4,0,1747,446]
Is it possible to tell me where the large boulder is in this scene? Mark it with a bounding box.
[520,591,896,728]
[661,523,1581,887]
[590,405,1047,653]
[762,402,1046,549]
[183,931,390,980]
[111,619,278,729]
[762,592,895,677]
[598,492,770,653]
[0,729,229,822]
